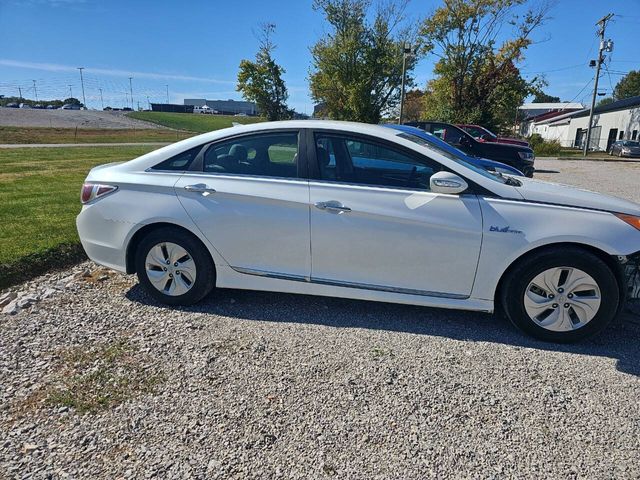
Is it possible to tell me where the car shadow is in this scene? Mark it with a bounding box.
[125,285,640,378]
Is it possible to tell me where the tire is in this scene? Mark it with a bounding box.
[134,227,216,306]
[500,247,620,343]
[522,166,534,178]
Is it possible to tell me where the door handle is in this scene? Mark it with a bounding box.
[315,201,351,213]
[184,183,216,194]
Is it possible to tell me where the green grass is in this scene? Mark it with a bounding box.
[127,111,264,133]
[0,145,159,288]
[0,126,191,144]
[23,339,164,414]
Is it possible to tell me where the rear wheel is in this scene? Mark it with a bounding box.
[135,227,215,305]
[501,247,620,342]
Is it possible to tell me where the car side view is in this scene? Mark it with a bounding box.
[609,140,640,158]
[77,120,640,343]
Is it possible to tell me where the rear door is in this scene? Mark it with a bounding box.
[309,131,483,297]
[174,130,311,279]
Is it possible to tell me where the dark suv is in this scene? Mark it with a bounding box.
[405,121,535,177]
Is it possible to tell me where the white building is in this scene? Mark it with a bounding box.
[565,96,640,151]
[524,96,640,151]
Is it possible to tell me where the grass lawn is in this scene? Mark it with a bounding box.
[0,126,191,144]
[0,145,158,288]
[127,112,264,133]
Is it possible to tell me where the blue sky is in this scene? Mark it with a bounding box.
[0,0,638,113]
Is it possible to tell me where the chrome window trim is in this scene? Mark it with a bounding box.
[231,266,468,299]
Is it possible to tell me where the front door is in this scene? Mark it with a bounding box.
[175,130,310,279]
[309,132,483,297]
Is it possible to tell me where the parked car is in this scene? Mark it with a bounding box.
[406,121,535,177]
[122,107,133,112]
[46,105,58,110]
[458,124,530,147]
[609,140,640,158]
[61,104,81,110]
[385,124,524,176]
[19,103,32,109]
[77,120,640,342]
[5,103,19,108]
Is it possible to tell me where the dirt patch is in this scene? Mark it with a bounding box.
[0,108,163,129]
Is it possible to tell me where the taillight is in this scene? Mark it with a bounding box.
[80,183,118,204]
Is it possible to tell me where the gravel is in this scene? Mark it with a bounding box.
[1,158,640,479]
[0,108,161,129]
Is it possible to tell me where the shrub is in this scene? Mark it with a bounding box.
[528,134,562,156]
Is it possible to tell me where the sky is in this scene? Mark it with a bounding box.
[0,0,638,113]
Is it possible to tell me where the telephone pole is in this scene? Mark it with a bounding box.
[77,67,86,107]
[98,88,104,110]
[584,13,614,156]
[32,80,37,101]
[17,87,22,100]
[68,85,73,98]
[165,85,169,104]
[128,77,134,109]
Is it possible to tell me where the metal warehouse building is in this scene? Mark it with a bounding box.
[183,99,258,116]
[525,96,640,151]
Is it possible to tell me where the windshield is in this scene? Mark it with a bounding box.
[397,132,508,184]
[622,141,640,147]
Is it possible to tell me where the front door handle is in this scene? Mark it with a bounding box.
[184,183,216,194]
[315,201,351,213]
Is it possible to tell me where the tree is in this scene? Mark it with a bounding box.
[403,89,426,121]
[419,0,551,131]
[533,91,561,103]
[596,97,614,108]
[63,97,83,106]
[613,70,640,101]
[237,23,290,121]
[309,0,416,123]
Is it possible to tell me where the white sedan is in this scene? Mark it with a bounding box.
[77,121,640,342]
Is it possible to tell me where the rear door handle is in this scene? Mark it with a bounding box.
[184,183,216,194]
[315,201,351,213]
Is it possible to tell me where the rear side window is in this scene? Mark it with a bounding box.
[152,145,202,171]
[202,132,299,178]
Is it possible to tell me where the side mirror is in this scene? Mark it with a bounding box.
[430,171,468,195]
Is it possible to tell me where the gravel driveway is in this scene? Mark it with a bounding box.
[1,159,640,479]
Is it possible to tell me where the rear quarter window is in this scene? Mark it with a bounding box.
[151,145,202,171]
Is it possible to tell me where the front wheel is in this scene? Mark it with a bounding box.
[501,247,620,342]
[134,227,215,306]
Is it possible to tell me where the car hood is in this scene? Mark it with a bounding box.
[513,177,640,215]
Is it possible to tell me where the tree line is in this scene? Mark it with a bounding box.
[238,0,639,132]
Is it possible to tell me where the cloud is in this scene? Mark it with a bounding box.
[0,59,236,85]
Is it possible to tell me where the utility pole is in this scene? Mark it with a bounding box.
[398,43,415,125]
[128,77,134,109]
[584,13,614,156]
[165,85,169,104]
[77,67,86,107]
[146,96,150,110]
[68,85,73,98]
[32,80,37,102]
[18,87,22,100]
[98,88,104,110]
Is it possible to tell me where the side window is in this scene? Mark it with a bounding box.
[151,145,202,171]
[315,134,441,190]
[202,132,299,178]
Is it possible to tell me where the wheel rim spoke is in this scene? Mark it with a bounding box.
[145,242,197,297]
